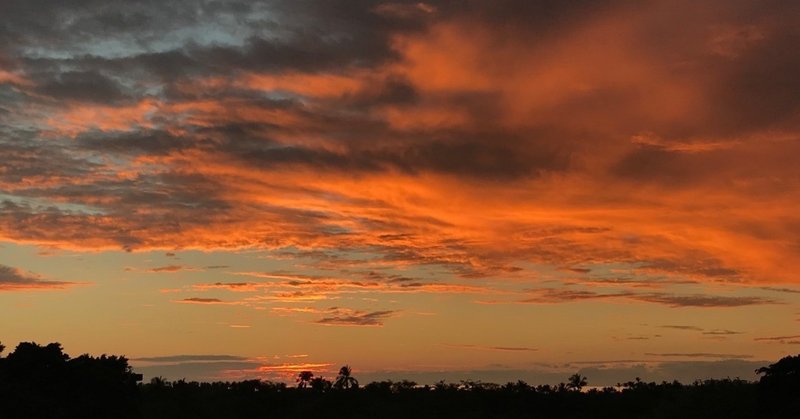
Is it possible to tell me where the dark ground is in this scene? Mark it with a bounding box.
[1,342,799,419]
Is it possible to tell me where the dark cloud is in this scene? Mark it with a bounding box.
[132,361,260,382]
[142,264,227,272]
[518,289,634,303]
[179,297,226,304]
[634,294,775,308]
[315,310,397,327]
[442,344,537,352]
[758,286,800,294]
[661,325,704,331]
[611,146,744,187]
[0,263,76,290]
[74,130,192,156]
[504,288,777,308]
[644,353,753,359]
[754,334,800,342]
[702,329,742,336]
[0,137,100,185]
[206,282,255,289]
[133,354,248,363]
[35,71,127,104]
[708,17,800,134]
[564,267,591,274]
[659,325,742,336]
[148,265,185,273]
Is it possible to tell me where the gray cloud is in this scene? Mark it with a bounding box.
[661,325,704,331]
[644,353,753,359]
[133,354,248,363]
[442,344,538,352]
[35,71,127,104]
[315,310,398,327]
[0,263,76,290]
[503,288,778,308]
[634,294,775,308]
[179,297,226,304]
[758,286,800,294]
[702,329,742,336]
[754,334,800,342]
[147,265,185,273]
[132,361,260,382]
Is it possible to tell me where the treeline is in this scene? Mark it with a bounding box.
[1,341,799,418]
[0,342,140,418]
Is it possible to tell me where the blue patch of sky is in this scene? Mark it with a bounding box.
[21,6,279,60]
[0,193,106,215]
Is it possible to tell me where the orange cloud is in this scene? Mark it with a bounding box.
[2,1,799,311]
[0,70,30,86]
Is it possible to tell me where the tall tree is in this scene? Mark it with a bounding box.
[297,370,314,389]
[567,373,588,392]
[334,365,359,390]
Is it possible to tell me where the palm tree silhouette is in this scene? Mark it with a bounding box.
[567,373,588,392]
[333,365,359,390]
[296,370,314,389]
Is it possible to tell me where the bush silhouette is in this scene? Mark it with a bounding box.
[756,354,800,417]
[0,342,141,419]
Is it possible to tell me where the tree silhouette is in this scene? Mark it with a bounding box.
[0,341,140,418]
[310,376,333,392]
[334,365,359,390]
[756,354,800,417]
[149,376,169,387]
[297,370,314,389]
[567,373,588,392]
[756,354,800,387]
[4,340,797,419]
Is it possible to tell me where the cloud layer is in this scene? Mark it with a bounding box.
[1,1,799,311]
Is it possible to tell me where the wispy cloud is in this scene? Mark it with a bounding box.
[148,265,189,273]
[442,344,538,353]
[133,355,248,363]
[255,363,333,373]
[315,309,398,327]
[702,329,742,336]
[661,325,704,331]
[481,288,777,308]
[176,297,237,305]
[0,264,78,291]
[754,335,800,343]
[758,287,800,294]
[644,353,753,359]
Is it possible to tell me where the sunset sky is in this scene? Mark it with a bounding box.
[1,0,799,385]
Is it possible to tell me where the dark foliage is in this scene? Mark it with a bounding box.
[1,341,799,419]
[756,354,800,417]
[0,341,141,419]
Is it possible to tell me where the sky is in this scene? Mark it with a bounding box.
[1,0,799,386]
